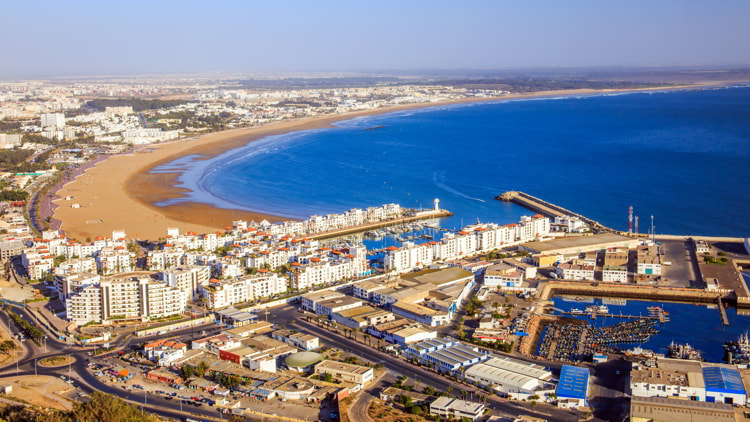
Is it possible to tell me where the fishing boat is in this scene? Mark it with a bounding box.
[667,341,702,361]
[623,346,663,358]
[571,308,585,315]
[724,332,750,364]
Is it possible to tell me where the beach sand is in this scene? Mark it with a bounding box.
[53,85,701,241]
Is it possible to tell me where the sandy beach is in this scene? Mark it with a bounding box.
[52,85,704,241]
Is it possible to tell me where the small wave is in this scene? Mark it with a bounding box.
[432,171,486,203]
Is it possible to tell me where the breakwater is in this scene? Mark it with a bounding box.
[539,281,730,303]
[495,191,616,233]
[306,209,453,240]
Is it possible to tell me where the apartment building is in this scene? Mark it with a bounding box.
[200,272,287,309]
[96,246,135,275]
[65,274,187,324]
[163,265,211,300]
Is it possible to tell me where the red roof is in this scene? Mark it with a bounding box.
[459,231,469,235]
[386,246,399,251]
[258,269,269,273]
[291,262,301,267]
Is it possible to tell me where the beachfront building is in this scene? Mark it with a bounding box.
[122,128,179,144]
[383,215,550,273]
[96,246,135,275]
[21,247,55,280]
[384,242,434,272]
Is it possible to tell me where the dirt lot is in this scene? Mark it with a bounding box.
[368,399,432,422]
[1,375,75,410]
[0,323,19,366]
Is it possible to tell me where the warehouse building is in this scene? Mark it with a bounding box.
[702,366,746,405]
[406,338,488,374]
[464,357,555,397]
[522,234,639,257]
[556,365,590,409]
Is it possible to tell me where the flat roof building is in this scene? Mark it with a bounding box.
[629,396,735,422]
[314,360,374,387]
[522,234,638,256]
[429,397,485,422]
[464,357,555,396]
[556,365,590,409]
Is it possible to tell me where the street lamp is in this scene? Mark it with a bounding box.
[35,358,38,377]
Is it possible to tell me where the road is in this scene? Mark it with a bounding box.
[0,304,230,421]
[293,319,583,422]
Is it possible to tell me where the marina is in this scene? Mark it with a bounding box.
[537,318,661,362]
[549,296,750,362]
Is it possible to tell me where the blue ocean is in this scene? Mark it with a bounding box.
[155,86,750,237]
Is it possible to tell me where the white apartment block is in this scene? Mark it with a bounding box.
[40,112,65,128]
[0,133,22,148]
[96,247,135,275]
[384,242,434,272]
[163,265,211,300]
[65,275,187,324]
[200,272,287,309]
[384,215,550,273]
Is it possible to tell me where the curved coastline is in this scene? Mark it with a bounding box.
[52,83,724,241]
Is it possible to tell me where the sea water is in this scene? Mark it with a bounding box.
[155,86,750,237]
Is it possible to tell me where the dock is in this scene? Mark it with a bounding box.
[495,191,616,233]
[719,297,730,326]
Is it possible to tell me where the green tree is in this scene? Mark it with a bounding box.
[196,361,209,377]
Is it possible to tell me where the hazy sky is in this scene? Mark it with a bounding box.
[2,0,749,78]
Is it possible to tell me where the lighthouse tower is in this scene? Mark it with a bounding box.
[433,198,440,210]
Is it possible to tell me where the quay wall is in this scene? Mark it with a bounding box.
[496,191,615,233]
[306,209,452,240]
[539,281,730,304]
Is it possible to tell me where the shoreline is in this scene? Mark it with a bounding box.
[52,83,728,241]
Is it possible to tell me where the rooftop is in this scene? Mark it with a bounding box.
[524,234,634,253]
[284,351,323,368]
[316,359,372,375]
[556,365,589,400]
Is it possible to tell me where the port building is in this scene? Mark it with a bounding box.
[630,396,735,422]
[702,366,746,405]
[629,358,747,406]
[556,365,590,408]
[405,338,488,374]
[522,234,638,257]
[463,356,555,397]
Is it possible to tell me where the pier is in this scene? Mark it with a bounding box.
[719,297,730,326]
[306,209,452,240]
[561,308,669,323]
[495,191,616,233]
